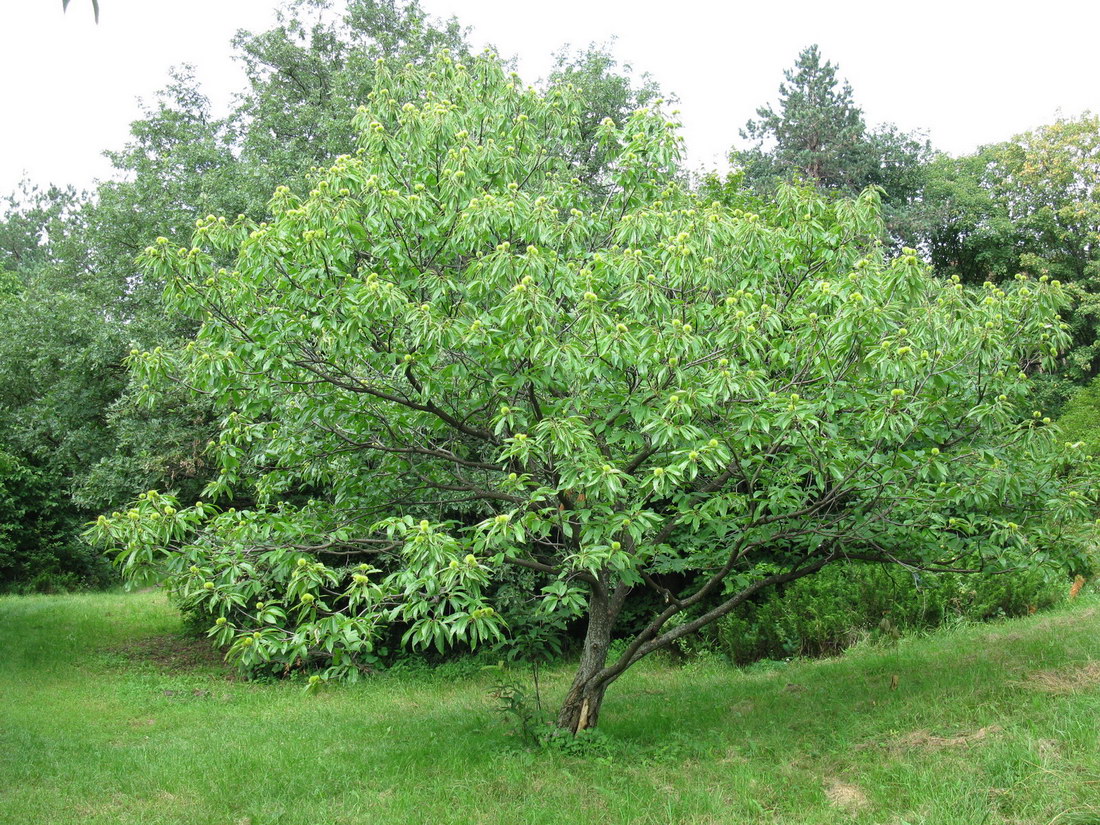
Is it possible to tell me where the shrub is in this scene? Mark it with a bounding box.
[0,450,112,593]
[703,561,1071,664]
[1057,376,1100,456]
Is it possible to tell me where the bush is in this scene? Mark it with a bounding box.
[0,450,112,593]
[1057,375,1100,455]
[699,561,1071,664]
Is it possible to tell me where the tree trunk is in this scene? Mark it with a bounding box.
[552,557,837,732]
[555,584,613,733]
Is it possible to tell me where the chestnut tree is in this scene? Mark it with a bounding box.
[91,51,1096,732]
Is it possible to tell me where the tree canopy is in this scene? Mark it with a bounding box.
[0,0,660,524]
[89,51,1094,731]
[0,0,479,549]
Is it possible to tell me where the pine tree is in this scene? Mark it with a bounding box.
[739,44,870,190]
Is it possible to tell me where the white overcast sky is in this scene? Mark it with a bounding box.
[2,0,1098,194]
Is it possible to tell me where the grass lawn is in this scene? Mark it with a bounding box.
[2,589,1100,824]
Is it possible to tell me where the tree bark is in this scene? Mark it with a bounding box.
[554,555,838,732]
[555,583,613,733]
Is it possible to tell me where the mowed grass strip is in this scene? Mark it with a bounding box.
[2,590,1100,825]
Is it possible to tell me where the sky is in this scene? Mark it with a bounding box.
[2,0,1098,194]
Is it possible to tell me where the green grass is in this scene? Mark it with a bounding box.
[3,591,1100,824]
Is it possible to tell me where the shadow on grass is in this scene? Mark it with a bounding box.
[104,633,235,677]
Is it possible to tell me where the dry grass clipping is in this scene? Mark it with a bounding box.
[1019,661,1100,695]
[824,779,870,813]
[1069,575,1086,600]
[892,725,1002,749]
[859,725,1002,753]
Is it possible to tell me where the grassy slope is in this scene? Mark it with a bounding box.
[2,591,1099,825]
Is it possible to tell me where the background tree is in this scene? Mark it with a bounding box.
[733,45,934,245]
[925,114,1100,412]
[0,449,108,591]
[0,186,120,491]
[0,192,114,588]
[922,149,1018,285]
[545,41,663,192]
[92,52,1092,733]
[0,75,236,533]
[738,45,868,191]
[1056,374,1100,456]
[229,0,468,203]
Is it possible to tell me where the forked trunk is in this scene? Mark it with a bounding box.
[552,554,837,732]
[556,585,613,732]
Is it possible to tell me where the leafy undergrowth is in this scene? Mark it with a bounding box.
[2,591,1100,824]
